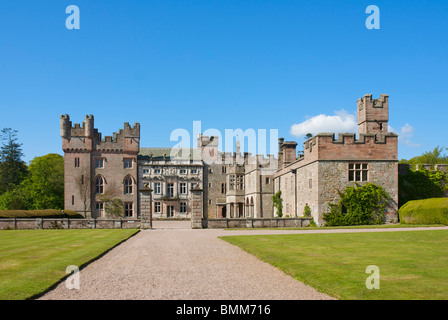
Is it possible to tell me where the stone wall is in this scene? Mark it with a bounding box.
[318,161,398,224]
[61,115,140,218]
[206,218,311,228]
[274,156,398,225]
[0,217,313,230]
[0,218,141,230]
[399,163,448,173]
[205,161,227,218]
[304,133,398,164]
[190,187,205,229]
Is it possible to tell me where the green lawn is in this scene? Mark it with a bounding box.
[0,229,139,300]
[225,223,446,231]
[220,229,448,300]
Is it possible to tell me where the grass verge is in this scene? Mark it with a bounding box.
[0,229,139,300]
[224,223,446,231]
[220,229,448,299]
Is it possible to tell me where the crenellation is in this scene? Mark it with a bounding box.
[358,94,389,134]
[274,93,398,225]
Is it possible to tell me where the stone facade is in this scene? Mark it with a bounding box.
[61,115,140,218]
[61,117,274,220]
[273,94,399,225]
[61,93,400,226]
[138,147,203,218]
[197,136,277,219]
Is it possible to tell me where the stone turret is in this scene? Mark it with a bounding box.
[61,114,140,218]
[60,114,71,139]
[357,94,389,135]
[84,115,94,138]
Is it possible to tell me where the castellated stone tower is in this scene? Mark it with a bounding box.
[61,115,140,218]
[274,94,399,225]
[357,94,389,135]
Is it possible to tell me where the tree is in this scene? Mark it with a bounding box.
[0,128,28,194]
[0,187,32,210]
[272,191,283,217]
[75,168,91,218]
[24,153,64,210]
[103,198,124,218]
[0,153,64,210]
[403,146,448,168]
[304,133,313,140]
[96,181,124,218]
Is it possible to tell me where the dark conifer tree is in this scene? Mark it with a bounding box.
[0,128,28,194]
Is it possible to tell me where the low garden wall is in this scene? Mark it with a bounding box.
[0,218,142,230]
[1,217,312,230]
[205,217,312,229]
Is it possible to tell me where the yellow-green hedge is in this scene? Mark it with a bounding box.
[399,198,448,225]
[0,209,84,219]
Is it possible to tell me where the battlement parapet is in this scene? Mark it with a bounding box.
[246,153,276,164]
[303,131,397,162]
[61,114,140,153]
[197,134,219,148]
[357,93,389,109]
[305,132,397,148]
[357,94,390,134]
[415,163,448,172]
[399,163,448,175]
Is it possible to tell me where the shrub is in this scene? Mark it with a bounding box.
[399,198,448,225]
[323,183,390,226]
[399,167,447,207]
[303,205,311,218]
[0,209,83,219]
[272,191,283,217]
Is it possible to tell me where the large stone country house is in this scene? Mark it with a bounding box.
[61,94,399,224]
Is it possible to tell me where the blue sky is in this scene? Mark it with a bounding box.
[0,0,447,163]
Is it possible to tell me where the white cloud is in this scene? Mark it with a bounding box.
[290,109,357,138]
[389,123,420,147]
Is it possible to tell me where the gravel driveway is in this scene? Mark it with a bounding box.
[37,222,448,300]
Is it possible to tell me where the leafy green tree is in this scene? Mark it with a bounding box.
[4,153,66,211]
[0,128,28,194]
[0,187,32,210]
[404,146,448,169]
[24,153,64,210]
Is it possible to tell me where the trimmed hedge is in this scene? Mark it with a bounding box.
[0,209,84,219]
[399,198,448,225]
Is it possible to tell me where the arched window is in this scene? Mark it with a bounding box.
[124,176,134,194]
[95,176,104,194]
